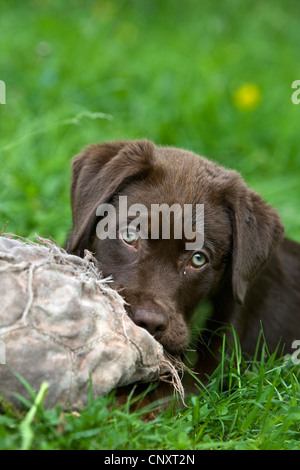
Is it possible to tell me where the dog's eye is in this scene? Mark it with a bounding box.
[190,252,207,268]
[121,229,139,246]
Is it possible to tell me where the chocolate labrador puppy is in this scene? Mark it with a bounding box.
[66,139,300,386]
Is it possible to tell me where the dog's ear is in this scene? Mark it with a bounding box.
[226,174,284,304]
[67,139,154,256]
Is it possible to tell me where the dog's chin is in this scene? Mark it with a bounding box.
[158,332,189,358]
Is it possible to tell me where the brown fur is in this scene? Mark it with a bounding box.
[66,139,300,389]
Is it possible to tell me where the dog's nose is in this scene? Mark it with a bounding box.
[131,309,168,338]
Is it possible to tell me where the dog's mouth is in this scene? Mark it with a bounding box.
[159,337,188,357]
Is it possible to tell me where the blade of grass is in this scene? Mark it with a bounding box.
[0,111,113,154]
[19,382,49,450]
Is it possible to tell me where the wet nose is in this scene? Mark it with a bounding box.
[131,309,168,338]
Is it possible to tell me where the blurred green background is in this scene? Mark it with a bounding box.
[0,0,299,245]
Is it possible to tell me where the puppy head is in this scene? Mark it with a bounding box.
[67,140,284,354]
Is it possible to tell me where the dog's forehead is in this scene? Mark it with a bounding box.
[155,146,230,183]
[116,146,232,239]
[124,145,231,206]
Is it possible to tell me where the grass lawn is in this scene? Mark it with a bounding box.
[0,0,300,450]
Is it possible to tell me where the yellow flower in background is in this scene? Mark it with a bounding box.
[233,83,261,111]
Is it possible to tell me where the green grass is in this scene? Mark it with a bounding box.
[0,0,300,450]
[1,335,300,450]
